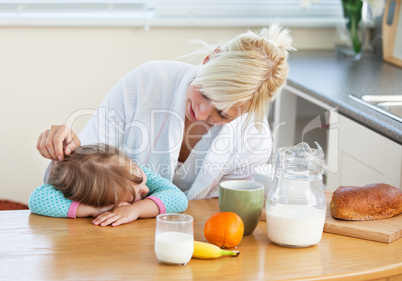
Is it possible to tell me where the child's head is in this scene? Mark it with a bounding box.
[192,23,295,129]
[48,144,145,208]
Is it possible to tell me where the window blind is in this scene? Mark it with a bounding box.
[155,0,342,19]
[0,0,149,13]
[0,0,150,26]
[0,0,344,27]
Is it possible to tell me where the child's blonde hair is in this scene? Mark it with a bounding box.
[48,144,143,209]
[192,23,295,129]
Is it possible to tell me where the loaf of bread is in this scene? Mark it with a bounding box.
[330,183,402,220]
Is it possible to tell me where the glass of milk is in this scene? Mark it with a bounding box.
[154,214,194,265]
[266,142,326,248]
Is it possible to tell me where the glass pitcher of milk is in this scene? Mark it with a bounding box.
[266,142,326,248]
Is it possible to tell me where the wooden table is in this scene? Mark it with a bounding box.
[1,199,401,281]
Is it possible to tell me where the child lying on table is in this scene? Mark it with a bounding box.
[29,144,188,226]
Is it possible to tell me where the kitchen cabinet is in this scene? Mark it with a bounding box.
[273,85,402,190]
[326,112,402,190]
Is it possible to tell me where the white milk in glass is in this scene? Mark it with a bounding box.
[155,232,193,264]
[266,204,326,247]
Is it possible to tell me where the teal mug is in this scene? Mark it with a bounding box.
[219,180,264,235]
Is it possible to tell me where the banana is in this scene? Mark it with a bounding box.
[192,241,240,259]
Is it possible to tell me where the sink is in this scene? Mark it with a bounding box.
[376,101,402,117]
[349,94,402,122]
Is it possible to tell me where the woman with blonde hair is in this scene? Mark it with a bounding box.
[35,24,294,210]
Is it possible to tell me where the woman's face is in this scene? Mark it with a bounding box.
[185,84,246,125]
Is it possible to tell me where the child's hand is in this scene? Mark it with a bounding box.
[92,199,159,227]
[76,203,114,218]
[92,204,140,227]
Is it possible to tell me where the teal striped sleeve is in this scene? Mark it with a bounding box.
[141,165,188,214]
[28,183,72,217]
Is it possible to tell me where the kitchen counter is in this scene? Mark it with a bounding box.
[287,50,402,144]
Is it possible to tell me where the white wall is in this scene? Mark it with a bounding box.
[0,26,336,204]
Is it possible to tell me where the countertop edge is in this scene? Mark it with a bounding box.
[286,79,402,145]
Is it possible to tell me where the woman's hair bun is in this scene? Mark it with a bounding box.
[259,23,296,59]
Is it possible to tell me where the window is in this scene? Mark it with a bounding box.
[0,0,150,26]
[0,0,343,27]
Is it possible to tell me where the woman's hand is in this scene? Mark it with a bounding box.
[36,125,81,161]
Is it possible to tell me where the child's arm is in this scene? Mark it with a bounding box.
[29,184,111,218]
[28,184,72,217]
[141,165,188,214]
[92,166,188,226]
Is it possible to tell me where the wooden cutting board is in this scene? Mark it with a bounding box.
[323,191,402,243]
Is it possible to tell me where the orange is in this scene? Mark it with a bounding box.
[204,212,244,248]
